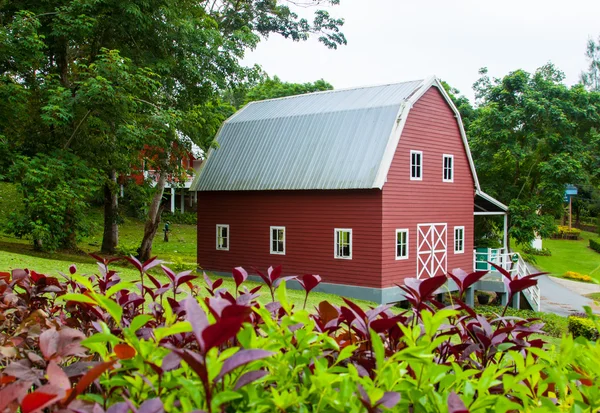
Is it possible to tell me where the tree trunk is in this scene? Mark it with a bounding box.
[138,171,168,262]
[101,170,119,254]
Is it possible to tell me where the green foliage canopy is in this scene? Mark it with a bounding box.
[468,64,600,245]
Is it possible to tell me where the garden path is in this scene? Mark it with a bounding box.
[535,271,599,316]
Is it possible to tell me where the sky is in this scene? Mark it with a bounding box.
[242,0,600,102]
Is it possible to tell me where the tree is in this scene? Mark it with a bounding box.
[1,1,346,257]
[244,76,333,104]
[581,36,600,92]
[468,64,600,246]
[7,152,101,251]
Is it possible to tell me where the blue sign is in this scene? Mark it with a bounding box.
[565,184,578,196]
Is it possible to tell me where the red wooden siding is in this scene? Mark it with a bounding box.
[381,87,475,287]
[197,190,384,288]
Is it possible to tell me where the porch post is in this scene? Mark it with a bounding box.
[170,187,175,214]
[189,190,193,207]
[180,188,184,213]
[194,191,197,204]
[503,214,508,252]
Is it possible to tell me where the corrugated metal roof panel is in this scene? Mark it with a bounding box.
[192,80,425,191]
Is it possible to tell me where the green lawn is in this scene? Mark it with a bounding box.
[517,231,600,280]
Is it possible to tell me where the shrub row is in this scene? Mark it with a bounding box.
[568,315,600,340]
[162,210,197,225]
[563,271,594,282]
[1,259,600,412]
[476,305,568,338]
[553,225,582,239]
[590,238,600,253]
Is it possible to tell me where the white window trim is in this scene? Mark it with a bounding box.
[270,226,286,255]
[410,150,423,181]
[334,228,353,260]
[454,226,465,254]
[443,154,454,183]
[395,229,409,260]
[216,224,229,251]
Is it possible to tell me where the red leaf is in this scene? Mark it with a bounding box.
[508,279,537,296]
[298,274,322,294]
[462,270,488,292]
[418,275,447,299]
[268,265,282,282]
[39,329,60,360]
[232,267,248,289]
[0,271,10,282]
[30,271,44,283]
[0,380,32,411]
[318,301,339,323]
[201,318,244,353]
[21,392,58,413]
[252,267,271,286]
[342,297,367,321]
[234,370,268,390]
[213,278,223,290]
[143,257,163,272]
[370,317,401,333]
[376,392,401,409]
[489,262,512,280]
[161,265,176,282]
[175,274,198,287]
[221,304,253,321]
[448,392,469,413]
[185,297,208,349]
[138,398,164,413]
[64,359,116,406]
[125,256,143,272]
[47,361,70,390]
[114,344,136,360]
[68,265,77,275]
[216,349,274,380]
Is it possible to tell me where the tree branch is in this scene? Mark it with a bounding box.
[63,110,92,149]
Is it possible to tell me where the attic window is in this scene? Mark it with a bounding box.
[334,228,352,259]
[443,154,454,182]
[270,226,286,255]
[410,150,422,180]
[216,224,229,251]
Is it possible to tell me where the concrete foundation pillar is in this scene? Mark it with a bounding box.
[170,187,175,213]
[465,287,475,307]
[180,188,184,213]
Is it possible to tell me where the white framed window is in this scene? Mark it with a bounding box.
[216,224,229,251]
[443,154,454,182]
[396,229,409,260]
[410,150,423,180]
[454,226,465,254]
[270,226,286,255]
[334,228,352,259]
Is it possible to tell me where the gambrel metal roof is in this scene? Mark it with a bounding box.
[191,77,481,192]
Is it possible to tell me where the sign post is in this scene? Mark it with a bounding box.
[564,185,578,230]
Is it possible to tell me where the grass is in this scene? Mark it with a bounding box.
[515,230,600,280]
[587,292,600,302]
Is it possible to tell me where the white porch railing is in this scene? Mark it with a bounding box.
[473,249,541,311]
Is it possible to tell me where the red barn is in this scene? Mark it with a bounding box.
[191,77,510,304]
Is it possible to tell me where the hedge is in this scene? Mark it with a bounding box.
[568,315,600,340]
[590,238,600,254]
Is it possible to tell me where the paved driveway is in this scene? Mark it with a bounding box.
[537,274,599,316]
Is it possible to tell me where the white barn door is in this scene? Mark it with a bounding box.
[417,223,447,278]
